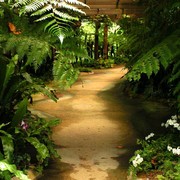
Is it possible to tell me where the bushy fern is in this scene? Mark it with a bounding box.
[3,35,52,71]
[53,55,79,89]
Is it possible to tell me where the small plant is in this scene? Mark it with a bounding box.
[95,58,114,68]
[128,115,180,180]
[78,67,92,72]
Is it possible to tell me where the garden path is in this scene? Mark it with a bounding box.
[30,65,170,180]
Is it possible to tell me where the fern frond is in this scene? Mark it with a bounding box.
[31,4,53,16]
[24,0,46,12]
[64,0,89,8]
[53,57,79,89]
[4,35,52,71]
[13,0,88,38]
[126,30,180,81]
[174,82,180,95]
[56,2,86,15]
[34,13,54,22]
[53,9,78,20]
[13,0,31,7]
[172,59,180,74]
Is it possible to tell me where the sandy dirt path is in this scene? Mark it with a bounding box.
[31,66,170,180]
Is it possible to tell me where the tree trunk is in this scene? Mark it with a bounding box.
[94,21,100,60]
[103,23,108,59]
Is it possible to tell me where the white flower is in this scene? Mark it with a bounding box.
[132,154,143,167]
[173,123,179,128]
[132,160,137,167]
[177,148,180,155]
[161,123,165,127]
[172,148,178,155]
[145,133,154,140]
[163,115,179,130]
[171,115,177,120]
[167,119,174,125]
[167,145,172,151]
[168,146,180,155]
[137,157,143,164]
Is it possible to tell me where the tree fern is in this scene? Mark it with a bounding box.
[13,0,89,38]
[126,30,180,81]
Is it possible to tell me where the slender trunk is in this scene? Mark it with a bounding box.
[103,23,108,59]
[94,21,100,60]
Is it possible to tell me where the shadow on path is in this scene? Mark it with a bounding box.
[31,66,171,180]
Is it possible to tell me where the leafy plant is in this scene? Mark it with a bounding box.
[116,0,180,111]
[53,54,80,89]
[126,30,180,81]
[0,123,30,180]
[128,115,180,180]
[14,113,60,171]
[95,58,114,68]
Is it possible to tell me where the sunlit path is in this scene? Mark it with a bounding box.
[31,66,170,180]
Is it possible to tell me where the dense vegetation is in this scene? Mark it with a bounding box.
[117,0,180,112]
[119,0,180,178]
[0,0,179,179]
[0,0,87,179]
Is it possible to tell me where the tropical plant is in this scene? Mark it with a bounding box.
[0,1,89,178]
[1,0,90,88]
[117,0,180,111]
[13,0,89,39]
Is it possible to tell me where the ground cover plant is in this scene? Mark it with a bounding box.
[128,115,180,179]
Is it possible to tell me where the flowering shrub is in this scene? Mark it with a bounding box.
[161,115,180,131]
[128,115,180,179]
[132,154,143,167]
[145,133,154,141]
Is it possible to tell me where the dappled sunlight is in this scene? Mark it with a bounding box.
[32,66,170,180]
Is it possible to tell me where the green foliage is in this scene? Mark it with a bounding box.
[128,115,180,179]
[2,35,52,71]
[78,67,92,73]
[53,56,80,89]
[0,160,30,180]
[0,55,57,123]
[126,30,180,81]
[13,0,88,38]
[12,98,28,127]
[26,137,50,161]
[14,114,60,170]
[0,54,59,179]
[116,0,180,111]
[95,58,114,68]
[1,136,14,163]
[0,123,30,180]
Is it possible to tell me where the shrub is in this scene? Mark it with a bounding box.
[128,115,180,179]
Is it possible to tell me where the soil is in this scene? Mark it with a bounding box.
[30,65,171,180]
